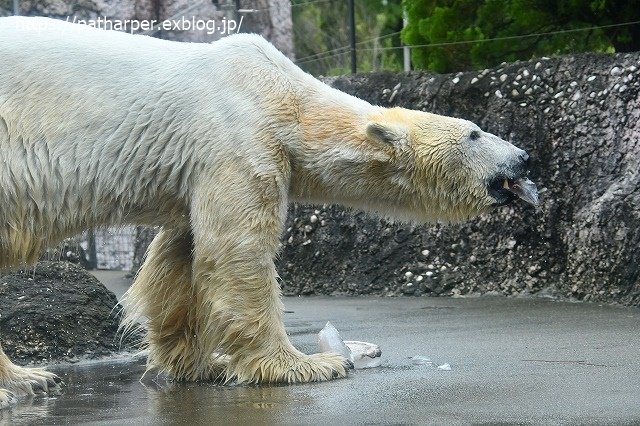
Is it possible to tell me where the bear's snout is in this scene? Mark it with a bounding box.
[487,146,537,207]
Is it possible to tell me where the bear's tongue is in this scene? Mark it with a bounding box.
[503,178,539,205]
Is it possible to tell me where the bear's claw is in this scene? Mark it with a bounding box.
[0,389,17,410]
[0,365,62,400]
[333,358,354,379]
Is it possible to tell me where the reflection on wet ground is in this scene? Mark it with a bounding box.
[4,356,322,426]
[2,296,640,425]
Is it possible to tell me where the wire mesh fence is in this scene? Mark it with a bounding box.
[45,227,159,272]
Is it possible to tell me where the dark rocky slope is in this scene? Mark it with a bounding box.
[0,262,131,364]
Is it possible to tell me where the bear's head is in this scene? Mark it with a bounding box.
[365,108,538,222]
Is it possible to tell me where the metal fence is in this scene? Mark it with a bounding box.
[89,227,137,270]
[48,227,158,272]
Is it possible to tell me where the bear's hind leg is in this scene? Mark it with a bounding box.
[0,343,62,409]
[123,229,226,382]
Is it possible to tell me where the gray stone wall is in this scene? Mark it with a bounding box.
[0,0,294,54]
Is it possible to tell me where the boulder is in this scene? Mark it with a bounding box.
[0,262,130,364]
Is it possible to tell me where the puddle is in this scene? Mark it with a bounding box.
[1,357,315,426]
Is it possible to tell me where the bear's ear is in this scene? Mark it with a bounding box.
[365,121,409,149]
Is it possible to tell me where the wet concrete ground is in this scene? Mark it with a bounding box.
[2,272,640,425]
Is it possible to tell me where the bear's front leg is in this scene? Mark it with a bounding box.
[192,245,350,384]
[0,344,62,408]
[189,163,351,384]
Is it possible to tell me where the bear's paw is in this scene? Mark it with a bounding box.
[230,350,352,384]
[0,365,62,401]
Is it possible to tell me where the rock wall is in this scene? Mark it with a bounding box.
[0,0,295,54]
[236,0,295,59]
[278,52,640,306]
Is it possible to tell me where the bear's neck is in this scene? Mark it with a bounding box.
[288,87,416,217]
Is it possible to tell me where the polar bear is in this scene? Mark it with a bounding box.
[0,16,537,407]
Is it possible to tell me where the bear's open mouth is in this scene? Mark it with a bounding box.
[489,176,539,207]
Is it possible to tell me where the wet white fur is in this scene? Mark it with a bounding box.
[0,16,527,403]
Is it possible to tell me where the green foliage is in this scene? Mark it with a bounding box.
[402,0,640,73]
[292,0,405,76]
[291,0,640,75]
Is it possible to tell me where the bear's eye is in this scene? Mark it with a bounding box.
[469,130,480,141]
